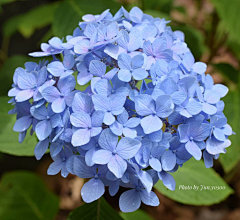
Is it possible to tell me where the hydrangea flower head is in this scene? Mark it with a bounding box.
[8,6,233,213]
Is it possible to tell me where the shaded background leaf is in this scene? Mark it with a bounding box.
[67,197,123,220]
[0,171,59,220]
[120,210,154,220]
[155,158,233,205]
[219,87,240,173]
[0,97,37,156]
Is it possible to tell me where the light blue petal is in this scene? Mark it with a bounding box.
[47,160,62,175]
[158,171,175,191]
[47,61,64,77]
[132,68,148,80]
[149,157,162,172]
[95,79,112,96]
[71,129,91,146]
[155,95,173,118]
[108,155,127,178]
[131,55,144,69]
[81,178,105,203]
[103,111,115,125]
[52,97,66,113]
[213,127,226,141]
[36,120,52,141]
[110,121,123,136]
[203,150,213,168]
[41,86,60,102]
[116,137,141,159]
[70,111,91,128]
[98,128,118,151]
[118,69,132,82]
[72,92,93,114]
[185,140,202,160]
[119,189,141,213]
[135,94,155,116]
[89,60,106,77]
[34,138,49,160]
[13,115,32,132]
[118,53,131,70]
[161,150,176,171]
[109,181,120,196]
[141,115,162,134]
[140,190,159,206]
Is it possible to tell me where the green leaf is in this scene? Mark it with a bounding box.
[120,210,154,220]
[143,10,171,20]
[53,0,120,38]
[227,37,240,61]
[0,55,42,96]
[0,0,17,13]
[213,63,239,83]
[0,171,59,220]
[211,0,240,45]
[3,3,59,38]
[155,158,233,205]
[219,87,240,173]
[67,197,123,220]
[142,0,172,13]
[2,14,23,37]
[0,97,37,156]
[171,25,206,60]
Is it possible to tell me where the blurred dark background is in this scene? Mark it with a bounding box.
[0,0,240,220]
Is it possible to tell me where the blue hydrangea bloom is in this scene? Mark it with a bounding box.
[8,6,234,213]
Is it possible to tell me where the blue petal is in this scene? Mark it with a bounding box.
[203,150,213,168]
[108,154,127,178]
[72,128,91,146]
[119,189,141,213]
[92,149,112,164]
[34,138,49,160]
[109,181,120,196]
[72,92,93,114]
[98,128,118,151]
[140,190,159,206]
[155,95,174,118]
[118,69,131,82]
[116,137,141,159]
[89,60,106,77]
[47,160,62,175]
[149,157,162,172]
[81,178,105,203]
[118,53,131,70]
[35,120,52,141]
[158,171,175,191]
[141,115,163,134]
[185,140,202,160]
[13,115,32,132]
[161,150,176,171]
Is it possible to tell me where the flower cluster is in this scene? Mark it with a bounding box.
[8,6,233,213]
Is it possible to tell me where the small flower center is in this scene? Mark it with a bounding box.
[112,150,117,155]
[190,136,194,141]
[136,186,141,191]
